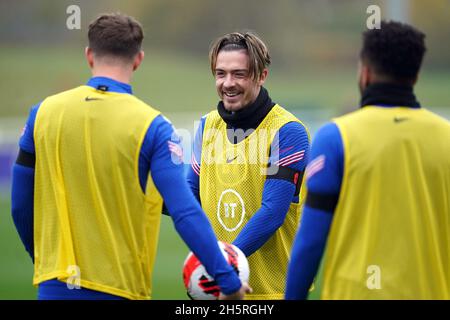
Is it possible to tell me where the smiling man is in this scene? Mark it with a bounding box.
[186,32,310,299]
[10,13,250,300]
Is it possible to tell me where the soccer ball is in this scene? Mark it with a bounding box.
[182,241,249,300]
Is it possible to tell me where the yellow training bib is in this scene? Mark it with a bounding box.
[321,106,450,299]
[33,85,163,300]
[199,104,309,299]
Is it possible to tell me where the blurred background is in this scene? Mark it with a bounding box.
[1,0,449,299]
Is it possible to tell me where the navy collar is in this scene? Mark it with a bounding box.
[360,82,420,109]
[217,87,274,131]
[86,77,133,94]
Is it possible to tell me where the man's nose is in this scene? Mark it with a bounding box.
[223,74,235,88]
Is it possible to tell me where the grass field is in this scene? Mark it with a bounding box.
[2,46,450,119]
[0,194,323,300]
[0,196,36,299]
[0,195,190,300]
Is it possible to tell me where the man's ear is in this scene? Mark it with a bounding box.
[258,68,269,86]
[363,64,369,85]
[360,63,372,88]
[132,50,145,71]
[85,47,94,69]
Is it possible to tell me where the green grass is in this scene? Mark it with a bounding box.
[0,196,36,299]
[1,194,322,300]
[1,46,449,120]
[0,46,219,118]
[152,216,190,300]
[0,196,190,300]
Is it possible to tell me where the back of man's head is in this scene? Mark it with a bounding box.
[88,13,144,62]
[360,20,426,85]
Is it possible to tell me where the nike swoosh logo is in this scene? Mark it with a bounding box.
[85,96,102,102]
[394,117,409,123]
[226,156,238,163]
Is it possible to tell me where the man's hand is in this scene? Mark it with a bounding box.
[219,282,252,300]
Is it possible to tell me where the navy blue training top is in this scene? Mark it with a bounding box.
[187,113,310,257]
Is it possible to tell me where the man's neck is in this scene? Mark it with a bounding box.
[217,87,275,143]
[360,82,420,109]
[91,67,132,84]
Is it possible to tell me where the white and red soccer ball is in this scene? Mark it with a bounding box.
[182,241,249,300]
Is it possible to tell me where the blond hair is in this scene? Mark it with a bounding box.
[209,32,271,81]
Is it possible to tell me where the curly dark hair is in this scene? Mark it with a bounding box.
[361,20,426,83]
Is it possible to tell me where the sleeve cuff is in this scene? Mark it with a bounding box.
[215,270,242,295]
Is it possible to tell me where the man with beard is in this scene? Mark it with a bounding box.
[187,32,310,300]
[11,13,249,300]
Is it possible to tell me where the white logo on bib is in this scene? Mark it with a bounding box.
[217,189,246,232]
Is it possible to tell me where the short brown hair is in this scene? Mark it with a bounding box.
[209,32,271,81]
[88,13,144,60]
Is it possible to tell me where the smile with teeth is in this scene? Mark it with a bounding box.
[224,92,240,97]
